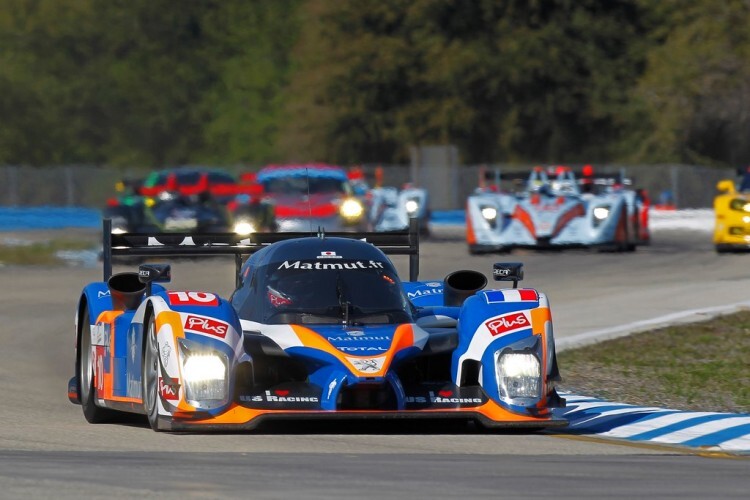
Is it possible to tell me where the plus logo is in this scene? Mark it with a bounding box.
[485,312,530,336]
[184,315,228,338]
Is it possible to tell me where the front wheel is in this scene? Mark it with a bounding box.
[78,307,116,423]
[142,314,164,431]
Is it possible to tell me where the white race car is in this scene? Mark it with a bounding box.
[466,166,650,254]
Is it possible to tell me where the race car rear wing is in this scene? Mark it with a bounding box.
[102,218,421,287]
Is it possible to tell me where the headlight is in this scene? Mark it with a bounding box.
[340,198,364,219]
[233,220,256,235]
[182,353,227,402]
[729,199,750,212]
[480,206,498,221]
[405,199,419,215]
[593,206,610,220]
[495,352,540,399]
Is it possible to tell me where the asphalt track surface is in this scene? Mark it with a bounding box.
[1,226,749,499]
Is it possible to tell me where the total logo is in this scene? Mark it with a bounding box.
[184,315,228,338]
[485,312,530,336]
[338,346,387,352]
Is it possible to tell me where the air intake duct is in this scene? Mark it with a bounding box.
[443,270,487,307]
[107,272,146,311]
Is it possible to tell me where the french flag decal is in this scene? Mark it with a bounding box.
[483,289,538,303]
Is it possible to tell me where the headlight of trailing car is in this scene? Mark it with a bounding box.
[481,206,498,221]
[233,219,256,236]
[729,199,750,212]
[593,206,610,220]
[181,351,228,404]
[495,351,540,399]
[405,199,420,215]
[592,206,610,227]
[479,205,498,229]
[340,198,364,220]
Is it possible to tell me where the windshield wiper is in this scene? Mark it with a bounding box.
[335,272,351,326]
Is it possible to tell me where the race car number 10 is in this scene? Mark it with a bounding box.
[168,291,219,306]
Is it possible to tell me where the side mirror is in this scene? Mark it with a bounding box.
[717,180,736,194]
[138,263,171,296]
[138,263,171,284]
[493,262,524,288]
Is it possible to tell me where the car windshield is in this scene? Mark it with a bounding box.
[175,171,202,186]
[236,258,413,325]
[263,176,349,196]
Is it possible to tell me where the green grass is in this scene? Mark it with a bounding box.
[558,310,750,413]
[0,239,95,265]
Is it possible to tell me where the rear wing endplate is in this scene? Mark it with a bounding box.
[102,218,420,287]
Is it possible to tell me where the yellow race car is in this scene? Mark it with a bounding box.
[714,171,750,252]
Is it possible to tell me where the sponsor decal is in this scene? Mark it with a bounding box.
[184,315,228,338]
[161,343,171,367]
[485,312,530,336]
[277,260,385,270]
[339,346,387,353]
[240,390,320,403]
[405,391,483,405]
[345,329,365,337]
[316,251,342,259]
[97,290,111,299]
[426,282,441,288]
[267,288,292,307]
[168,291,218,306]
[159,377,180,401]
[91,323,111,347]
[494,268,511,277]
[407,287,443,299]
[327,335,390,342]
[127,376,142,400]
[327,380,337,399]
[346,356,386,373]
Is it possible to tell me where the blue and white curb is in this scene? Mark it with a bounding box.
[554,393,750,453]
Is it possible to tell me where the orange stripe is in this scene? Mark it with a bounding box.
[189,399,554,425]
[513,205,536,238]
[530,306,552,410]
[95,310,124,400]
[465,201,477,245]
[109,395,142,403]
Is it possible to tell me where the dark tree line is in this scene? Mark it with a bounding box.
[0,0,748,167]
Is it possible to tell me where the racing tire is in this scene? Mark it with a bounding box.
[142,313,164,431]
[78,307,117,423]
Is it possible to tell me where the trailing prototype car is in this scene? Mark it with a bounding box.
[714,168,750,252]
[257,164,369,232]
[348,165,431,235]
[466,166,649,254]
[68,219,566,431]
[103,168,276,236]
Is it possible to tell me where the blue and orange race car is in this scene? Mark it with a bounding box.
[69,219,566,431]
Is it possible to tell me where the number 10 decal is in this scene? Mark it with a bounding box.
[167,291,219,306]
